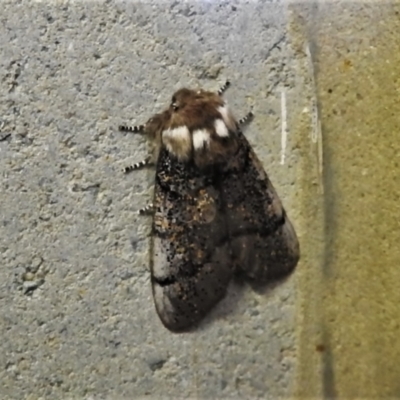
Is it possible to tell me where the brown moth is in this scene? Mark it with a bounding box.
[119,82,300,332]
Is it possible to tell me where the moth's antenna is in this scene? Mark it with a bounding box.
[119,124,144,133]
[217,80,231,96]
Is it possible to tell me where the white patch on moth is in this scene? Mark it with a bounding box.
[214,119,229,137]
[193,129,211,150]
[217,105,236,131]
[162,126,191,158]
[217,105,230,124]
[163,126,190,141]
[280,90,287,165]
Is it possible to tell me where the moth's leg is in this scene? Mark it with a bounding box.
[238,111,254,126]
[123,156,154,174]
[119,122,152,172]
[119,124,144,133]
[137,202,154,215]
[120,123,155,213]
[217,80,231,96]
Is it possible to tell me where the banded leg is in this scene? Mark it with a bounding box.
[238,111,254,126]
[217,80,231,96]
[123,156,153,174]
[119,124,144,133]
[137,203,154,215]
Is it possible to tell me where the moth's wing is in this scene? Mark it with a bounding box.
[150,149,233,332]
[221,131,300,283]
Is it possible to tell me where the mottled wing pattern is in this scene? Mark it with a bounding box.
[121,84,299,332]
[150,148,233,332]
[220,131,300,283]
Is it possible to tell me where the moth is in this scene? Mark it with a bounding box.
[119,81,300,332]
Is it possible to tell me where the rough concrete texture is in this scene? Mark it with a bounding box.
[5,0,400,399]
[0,1,306,399]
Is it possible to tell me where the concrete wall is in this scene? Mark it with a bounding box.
[1,0,399,399]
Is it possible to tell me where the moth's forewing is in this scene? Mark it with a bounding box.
[221,132,299,283]
[150,148,233,332]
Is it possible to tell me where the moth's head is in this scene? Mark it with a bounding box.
[169,88,199,112]
[168,88,222,113]
[159,88,238,162]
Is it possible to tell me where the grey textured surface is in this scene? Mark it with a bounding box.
[0,1,302,398]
